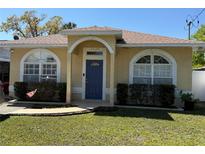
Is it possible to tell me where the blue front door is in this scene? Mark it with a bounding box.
[85,60,103,99]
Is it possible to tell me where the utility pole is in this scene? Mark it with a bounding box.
[185,9,205,40]
[186,20,192,40]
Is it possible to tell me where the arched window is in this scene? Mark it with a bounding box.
[22,49,60,82]
[130,50,176,85]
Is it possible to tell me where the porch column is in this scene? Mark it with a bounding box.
[66,51,72,103]
[110,52,115,105]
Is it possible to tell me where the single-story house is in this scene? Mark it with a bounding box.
[0,26,205,105]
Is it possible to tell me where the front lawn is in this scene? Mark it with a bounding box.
[0,106,205,145]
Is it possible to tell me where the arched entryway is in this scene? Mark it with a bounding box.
[66,36,115,105]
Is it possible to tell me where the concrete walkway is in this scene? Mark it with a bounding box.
[0,99,111,116]
[0,102,92,116]
[0,102,27,115]
[0,100,182,116]
[9,107,91,116]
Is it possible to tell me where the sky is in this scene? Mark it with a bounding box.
[0,8,205,40]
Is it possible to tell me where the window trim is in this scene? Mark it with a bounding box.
[20,49,61,82]
[129,49,177,85]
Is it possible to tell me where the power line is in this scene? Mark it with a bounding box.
[185,9,205,40]
[192,8,205,23]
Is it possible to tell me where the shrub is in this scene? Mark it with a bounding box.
[129,84,149,104]
[58,83,67,102]
[180,91,199,111]
[158,84,175,106]
[14,82,28,100]
[128,84,175,106]
[180,92,193,102]
[116,83,128,105]
[14,82,66,102]
[27,82,57,102]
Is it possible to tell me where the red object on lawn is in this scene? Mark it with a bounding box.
[26,89,37,98]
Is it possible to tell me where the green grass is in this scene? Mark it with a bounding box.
[0,106,205,145]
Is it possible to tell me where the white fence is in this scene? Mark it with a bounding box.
[192,71,205,101]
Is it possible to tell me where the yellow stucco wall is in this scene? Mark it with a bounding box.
[9,48,67,86]
[115,47,192,91]
[67,35,116,53]
[9,42,192,98]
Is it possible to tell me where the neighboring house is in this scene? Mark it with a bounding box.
[0,26,205,105]
[0,45,10,82]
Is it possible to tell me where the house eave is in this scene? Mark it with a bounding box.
[0,58,10,62]
[116,43,205,48]
[0,44,67,48]
[60,30,122,38]
[2,43,205,49]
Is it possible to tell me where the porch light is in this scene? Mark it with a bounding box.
[10,49,14,53]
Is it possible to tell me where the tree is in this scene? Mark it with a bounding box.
[44,16,63,35]
[62,22,77,30]
[192,25,205,68]
[0,10,77,38]
[20,10,47,38]
[192,51,205,68]
[192,25,205,41]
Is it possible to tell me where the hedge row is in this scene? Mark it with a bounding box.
[14,82,66,102]
[14,82,175,105]
[117,83,175,107]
